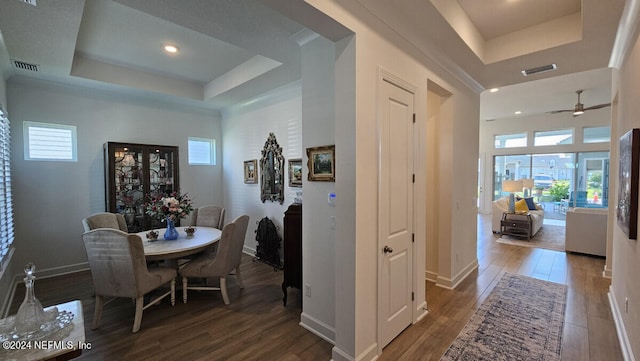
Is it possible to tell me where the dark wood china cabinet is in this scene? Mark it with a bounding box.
[104,142,179,232]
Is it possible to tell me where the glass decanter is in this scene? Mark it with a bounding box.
[13,263,46,334]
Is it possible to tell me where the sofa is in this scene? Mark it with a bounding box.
[565,207,607,256]
[492,196,545,237]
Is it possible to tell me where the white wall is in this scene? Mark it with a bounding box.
[610,27,640,361]
[300,36,336,342]
[7,76,222,280]
[305,1,480,359]
[221,81,302,253]
[222,37,339,345]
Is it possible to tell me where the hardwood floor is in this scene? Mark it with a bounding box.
[8,214,622,360]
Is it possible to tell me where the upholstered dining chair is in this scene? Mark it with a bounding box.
[192,205,226,229]
[180,214,250,304]
[82,228,176,333]
[82,212,128,233]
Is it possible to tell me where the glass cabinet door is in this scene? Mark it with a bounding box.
[148,147,178,197]
[105,142,179,232]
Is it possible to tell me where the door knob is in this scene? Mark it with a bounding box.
[383,245,393,254]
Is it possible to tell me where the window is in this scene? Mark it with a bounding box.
[494,133,527,148]
[534,129,573,146]
[24,121,77,161]
[0,108,14,270]
[493,154,531,199]
[188,137,216,165]
[583,126,611,143]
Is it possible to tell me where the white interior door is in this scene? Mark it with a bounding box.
[378,77,414,348]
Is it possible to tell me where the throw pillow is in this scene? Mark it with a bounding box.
[515,199,529,213]
[524,197,537,211]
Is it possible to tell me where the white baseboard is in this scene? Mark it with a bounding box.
[415,300,428,322]
[300,312,335,345]
[435,259,478,289]
[332,342,378,361]
[33,262,90,279]
[608,286,636,361]
[425,270,438,283]
[242,246,284,267]
[603,263,613,279]
[243,245,256,256]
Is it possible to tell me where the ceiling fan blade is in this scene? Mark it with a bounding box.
[547,109,574,114]
[584,103,611,111]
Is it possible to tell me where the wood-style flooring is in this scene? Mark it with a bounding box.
[8,214,623,360]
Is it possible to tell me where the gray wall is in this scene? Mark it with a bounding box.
[7,76,222,280]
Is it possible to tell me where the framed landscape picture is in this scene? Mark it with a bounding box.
[244,159,258,184]
[288,158,303,187]
[617,128,640,239]
[306,145,335,182]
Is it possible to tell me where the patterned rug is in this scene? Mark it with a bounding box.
[496,224,566,252]
[441,273,568,361]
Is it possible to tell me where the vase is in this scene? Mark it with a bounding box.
[124,207,136,225]
[14,263,46,334]
[164,216,179,240]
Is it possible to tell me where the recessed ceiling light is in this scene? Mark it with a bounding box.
[514,111,522,115]
[164,44,179,54]
[490,88,499,93]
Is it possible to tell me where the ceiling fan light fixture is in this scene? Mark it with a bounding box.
[573,90,584,115]
[163,44,179,54]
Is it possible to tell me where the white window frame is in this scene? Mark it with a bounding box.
[23,121,77,161]
[534,129,574,147]
[188,137,216,165]
[494,132,527,149]
[583,126,611,144]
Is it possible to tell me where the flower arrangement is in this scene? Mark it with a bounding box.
[144,191,194,222]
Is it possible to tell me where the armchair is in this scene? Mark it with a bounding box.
[82,228,176,332]
[180,215,250,304]
[82,212,128,232]
[192,205,225,229]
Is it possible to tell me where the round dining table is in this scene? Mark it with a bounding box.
[137,226,222,262]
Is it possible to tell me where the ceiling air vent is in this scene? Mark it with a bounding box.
[18,0,37,6]
[521,64,557,76]
[11,59,39,72]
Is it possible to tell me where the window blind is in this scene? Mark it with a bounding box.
[0,108,13,270]
[24,121,77,161]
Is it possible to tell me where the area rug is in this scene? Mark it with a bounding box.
[496,224,565,252]
[440,273,567,361]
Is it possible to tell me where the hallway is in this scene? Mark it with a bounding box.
[378,213,621,361]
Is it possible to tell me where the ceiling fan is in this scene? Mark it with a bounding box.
[547,90,611,116]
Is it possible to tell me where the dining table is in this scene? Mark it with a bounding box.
[137,226,222,266]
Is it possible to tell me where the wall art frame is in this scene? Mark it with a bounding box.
[288,158,303,187]
[306,145,335,182]
[244,159,258,184]
[617,128,640,240]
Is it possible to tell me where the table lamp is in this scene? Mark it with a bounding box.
[522,178,534,197]
[503,180,523,213]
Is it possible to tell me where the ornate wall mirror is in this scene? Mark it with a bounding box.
[260,133,284,204]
